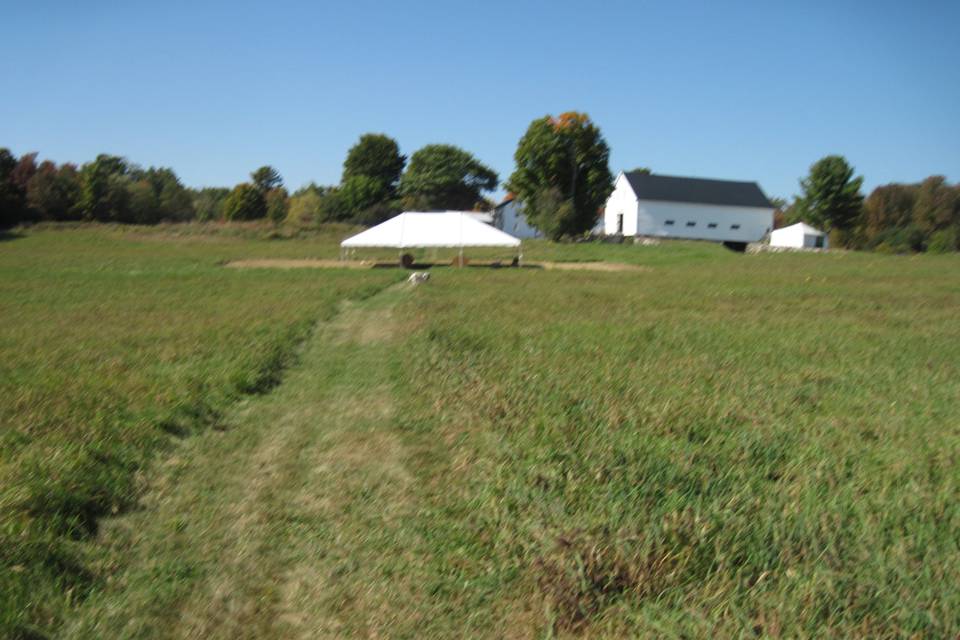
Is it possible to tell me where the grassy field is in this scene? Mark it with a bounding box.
[3,224,959,638]
[0,225,404,637]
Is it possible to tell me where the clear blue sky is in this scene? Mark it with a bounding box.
[3,0,958,200]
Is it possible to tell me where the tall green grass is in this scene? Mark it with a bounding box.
[0,226,401,637]
[3,225,959,637]
[388,251,960,636]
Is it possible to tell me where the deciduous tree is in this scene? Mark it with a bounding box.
[288,189,324,225]
[222,183,266,221]
[862,184,916,241]
[78,154,131,221]
[341,175,389,217]
[507,112,613,240]
[11,152,38,193]
[265,187,290,223]
[191,187,230,221]
[316,188,350,221]
[127,179,160,224]
[132,167,194,222]
[342,134,405,194]
[26,162,82,220]
[912,176,959,235]
[0,148,27,227]
[399,144,497,211]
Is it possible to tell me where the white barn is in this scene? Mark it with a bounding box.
[770,222,828,249]
[493,195,542,239]
[604,172,775,245]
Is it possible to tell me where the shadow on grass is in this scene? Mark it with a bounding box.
[0,228,24,242]
[371,261,540,270]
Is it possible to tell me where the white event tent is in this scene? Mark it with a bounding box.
[341,211,522,264]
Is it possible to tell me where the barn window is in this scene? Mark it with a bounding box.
[686,221,696,227]
[664,220,674,226]
[731,224,741,230]
[708,223,717,229]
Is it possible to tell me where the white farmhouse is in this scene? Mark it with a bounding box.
[604,172,775,245]
[769,222,828,249]
[493,195,542,239]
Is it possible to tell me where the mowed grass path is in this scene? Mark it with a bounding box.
[0,226,403,637]
[64,283,422,639]
[4,225,960,637]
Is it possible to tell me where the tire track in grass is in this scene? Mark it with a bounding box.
[63,282,420,639]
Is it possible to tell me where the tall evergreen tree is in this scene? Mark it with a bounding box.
[794,155,864,231]
[250,166,282,193]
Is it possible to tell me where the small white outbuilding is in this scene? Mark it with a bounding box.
[769,222,828,249]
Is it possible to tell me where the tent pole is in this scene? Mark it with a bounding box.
[458,212,464,268]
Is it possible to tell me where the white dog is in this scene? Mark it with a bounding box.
[407,272,430,285]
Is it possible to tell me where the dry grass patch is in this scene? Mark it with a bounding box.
[226,258,650,273]
[535,530,678,633]
[225,258,375,270]
[534,261,649,272]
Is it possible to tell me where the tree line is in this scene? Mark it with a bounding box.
[0,150,195,226]
[776,155,960,253]
[3,119,958,253]
[0,138,499,229]
[0,113,617,242]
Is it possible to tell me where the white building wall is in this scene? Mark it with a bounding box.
[634,200,773,243]
[770,225,803,247]
[495,199,542,239]
[603,173,640,235]
[770,225,828,249]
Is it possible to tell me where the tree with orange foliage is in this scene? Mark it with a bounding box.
[507,112,613,240]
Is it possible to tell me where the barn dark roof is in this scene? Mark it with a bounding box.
[624,172,774,209]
